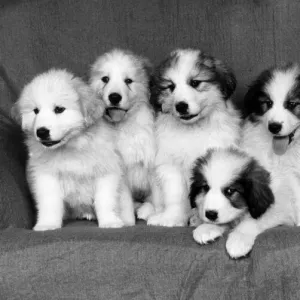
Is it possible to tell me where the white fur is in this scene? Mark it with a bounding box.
[147,49,241,227]
[225,66,300,257]
[14,69,135,230]
[90,49,157,215]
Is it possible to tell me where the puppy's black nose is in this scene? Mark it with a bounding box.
[109,93,122,105]
[205,210,218,221]
[268,122,282,134]
[36,127,50,140]
[175,101,188,114]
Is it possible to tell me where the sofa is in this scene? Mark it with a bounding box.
[1,1,300,299]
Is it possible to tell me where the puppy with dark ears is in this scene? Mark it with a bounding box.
[190,148,275,259]
[146,48,241,227]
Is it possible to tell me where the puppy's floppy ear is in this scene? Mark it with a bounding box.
[150,52,179,112]
[72,77,104,126]
[243,69,273,119]
[189,157,209,208]
[150,74,163,112]
[213,59,237,100]
[241,159,274,219]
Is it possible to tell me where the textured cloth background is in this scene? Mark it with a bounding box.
[0,222,300,300]
[1,1,300,299]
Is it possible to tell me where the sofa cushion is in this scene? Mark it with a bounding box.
[0,222,300,300]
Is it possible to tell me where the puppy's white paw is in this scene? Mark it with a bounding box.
[98,215,125,228]
[193,224,224,244]
[226,231,255,259]
[136,202,155,220]
[33,223,61,231]
[147,212,186,227]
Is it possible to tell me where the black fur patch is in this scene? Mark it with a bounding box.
[284,74,300,119]
[150,52,179,112]
[243,68,274,120]
[235,159,274,219]
[195,54,237,100]
[189,150,213,208]
[222,182,247,209]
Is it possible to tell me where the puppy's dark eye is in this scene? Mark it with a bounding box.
[167,83,175,92]
[190,80,202,89]
[259,96,273,108]
[287,101,299,110]
[33,108,39,114]
[101,76,109,83]
[54,106,65,114]
[224,187,236,197]
[200,184,210,193]
[125,78,133,85]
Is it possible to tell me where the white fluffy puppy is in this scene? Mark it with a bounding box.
[13,69,135,230]
[147,49,241,227]
[223,63,300,256]
[90,49,157,218]
[190,148,274,259]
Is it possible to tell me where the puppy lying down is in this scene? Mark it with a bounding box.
[12,69,135,230]
[190,147,275,258]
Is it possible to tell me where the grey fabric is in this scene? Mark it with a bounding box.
[1,0,300,299]
[0,222,300,300]
[1,0,300,109]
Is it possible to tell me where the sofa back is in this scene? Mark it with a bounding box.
[1,0,300,113]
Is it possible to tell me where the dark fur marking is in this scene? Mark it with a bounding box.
[234,159,274,219]
[243,68,274,120]
[150,52,179,112]
[285,73,300,119]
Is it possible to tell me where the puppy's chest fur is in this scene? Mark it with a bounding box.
[114,104,155,167]
[27,125,121,204]
[242,122,300,176]
[155,110,240,171]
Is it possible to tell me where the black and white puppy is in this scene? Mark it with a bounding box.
[242,63,300,227]
[146,49,241,227]
[190,148,274,259]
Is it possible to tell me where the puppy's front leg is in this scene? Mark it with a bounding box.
[147,164,188,227]
[94,173,125,228]
[226,215,260,259]
[33,173,64,231]
[119,182,135,226]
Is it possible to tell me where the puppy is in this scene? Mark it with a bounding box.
[227,63,300,256]
[12,69,135,230]
[90,49,158,219]
[190,148,274,258]
[147,48,241,227]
